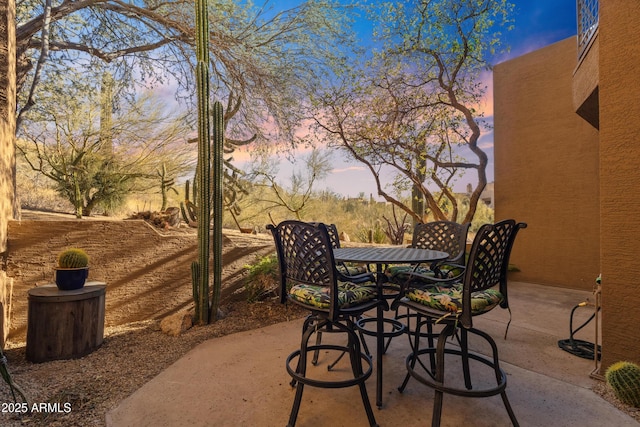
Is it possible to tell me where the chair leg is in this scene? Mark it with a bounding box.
[359,324,371,357]
[426,318,436,373]
[398,312,422,393]
[400,312,443,393]
[288,319,316,427]
[287,382,305,427]
[471,327,520,426]
[400,314,519,426]
[347,326,378,427]
[312,330,322,365]
[460,328,472,390]
[404,309,437,372]
[501,392,520,427]
[431,323,456,427]
[327,316,364,371]
[292,316,315,387]
[321,316,371,371]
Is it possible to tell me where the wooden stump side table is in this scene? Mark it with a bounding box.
[26,281,106,363]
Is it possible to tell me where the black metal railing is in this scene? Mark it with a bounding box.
[577,0,599,60]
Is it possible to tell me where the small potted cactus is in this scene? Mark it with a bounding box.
[55,248,90,290]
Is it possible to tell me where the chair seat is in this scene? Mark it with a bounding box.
[386,264,464,284]
[337,264,369,276]
[289,281,377,309]
[406,283,504,315]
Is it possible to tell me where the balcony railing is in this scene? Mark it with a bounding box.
[577,0,599,60]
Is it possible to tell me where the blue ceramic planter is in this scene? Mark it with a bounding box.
[55,268,89,290]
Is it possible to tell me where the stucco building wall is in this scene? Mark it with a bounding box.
[0,0,16,253]
[0,0,16,347]
[598,0,640,370]
[494,37,600,291]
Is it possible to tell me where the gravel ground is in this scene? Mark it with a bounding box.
[0,300,306,427]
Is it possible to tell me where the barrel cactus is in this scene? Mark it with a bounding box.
[605,361,640,408]
[57,248,89,268]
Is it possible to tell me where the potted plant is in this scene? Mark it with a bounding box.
[55,248,89,290]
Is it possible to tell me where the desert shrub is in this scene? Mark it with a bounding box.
[354,221,388,244]
[244,254,280,302]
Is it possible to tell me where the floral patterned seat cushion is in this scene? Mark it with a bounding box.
[406,283,504,315]
[386,264,464,284]
[337,264,369,276]
[289,281,377,309]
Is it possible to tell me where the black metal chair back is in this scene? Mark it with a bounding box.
[267,220,340,320]
[458,219,526,328]
[325,223,341,249]
[412,220,470,265]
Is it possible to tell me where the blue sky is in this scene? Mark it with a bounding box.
[249,0,579,199]
[503,0,577,58]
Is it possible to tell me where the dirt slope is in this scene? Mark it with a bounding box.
[5,211,276,345]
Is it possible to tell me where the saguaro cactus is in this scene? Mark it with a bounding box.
[192,0,211,324]
[157,163,177,212]
[191,0,225,324]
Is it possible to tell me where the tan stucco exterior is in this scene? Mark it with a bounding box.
[494,37,600,291]
[0,0,16,253]
[0,0,16,346]
[495,1,640,370]
[597,0,640,371]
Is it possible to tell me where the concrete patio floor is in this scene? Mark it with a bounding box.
[106,282,638,426]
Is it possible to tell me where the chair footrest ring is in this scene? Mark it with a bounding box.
[286,344,373,389]
[356,317,406,338]
[405,347,508,398]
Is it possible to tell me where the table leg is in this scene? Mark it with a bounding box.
[376,263,383,408]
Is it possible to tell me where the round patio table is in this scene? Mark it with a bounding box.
[333,246,449,408]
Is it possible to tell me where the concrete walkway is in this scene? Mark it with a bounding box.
[106,282,638,426]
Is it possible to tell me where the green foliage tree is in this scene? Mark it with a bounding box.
[247,148,333,221]
[17,74,192,217]
[310,0,513,224]
[15,1,357,139]
[10,0,360,218]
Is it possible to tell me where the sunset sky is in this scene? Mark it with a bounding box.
[242,0,579,199]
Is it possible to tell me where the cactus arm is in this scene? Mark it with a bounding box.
[191,260,200,317]
[211,101,224,320]
[180,179,198,227]
[179,202,189,224]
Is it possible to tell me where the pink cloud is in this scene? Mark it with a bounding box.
[332,166,366,173]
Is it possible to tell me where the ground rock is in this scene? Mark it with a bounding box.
[160,311,194,337]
